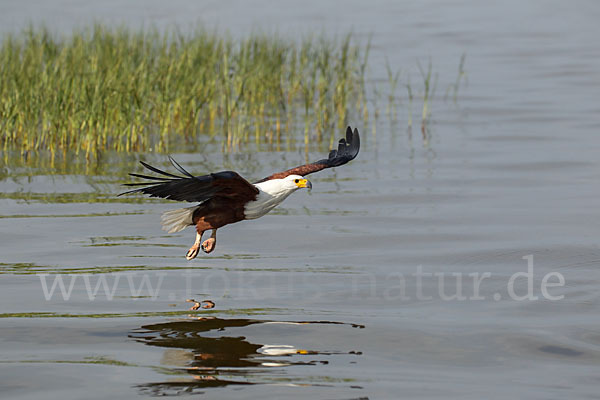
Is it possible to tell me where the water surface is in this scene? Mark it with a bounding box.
[2,1,600,399]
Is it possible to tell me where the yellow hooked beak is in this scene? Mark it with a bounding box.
[295,178,312,189]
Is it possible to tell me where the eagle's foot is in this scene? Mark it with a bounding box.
[201,238,216,254]
[186,244,200,260]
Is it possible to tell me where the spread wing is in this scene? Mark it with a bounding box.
[118,156,259,203]
[258,126,360,182]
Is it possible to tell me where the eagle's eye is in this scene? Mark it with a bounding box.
[294,179,299,183]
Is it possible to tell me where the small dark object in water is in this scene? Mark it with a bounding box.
[186,298,216,310]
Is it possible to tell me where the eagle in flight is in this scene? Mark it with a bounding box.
[120,126,360,260]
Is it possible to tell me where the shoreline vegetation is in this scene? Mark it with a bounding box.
[0,25,465,164]
[0,26,371,159]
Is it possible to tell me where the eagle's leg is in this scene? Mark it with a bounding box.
[201,229,217,254]
[186,231,203,260]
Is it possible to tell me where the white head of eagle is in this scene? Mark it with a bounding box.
[244,174,312,220]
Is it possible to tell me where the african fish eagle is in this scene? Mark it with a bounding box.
[120,126,360,259]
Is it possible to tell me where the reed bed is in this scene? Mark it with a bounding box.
[0,26,370,158]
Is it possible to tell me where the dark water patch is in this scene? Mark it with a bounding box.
[85,235,149,242]
[539,345,583,358]
[0,191,165,204]
[498,333,600,364]
[82,243,184,248]
[473,134,554,143]
[220,266,358,274]
[479,160,594,172]
[0,211,145,218]
[0,309,282,318]
[0,356,136,367]
[0,262,210,275]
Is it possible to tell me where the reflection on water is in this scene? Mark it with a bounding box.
[130,318,364,396]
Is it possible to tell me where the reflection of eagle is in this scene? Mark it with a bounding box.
[133,319,263,369]
[120,127,360,259]
[131,318,267,395]
[130,318,356,396]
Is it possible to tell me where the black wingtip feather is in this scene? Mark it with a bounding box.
[340,125,360,160]
[351,127,360,158]
[168,156,194,178]
[140,161,182,179]
[119,159,258,203]
[316,126,360,168]
[128,172,171,181]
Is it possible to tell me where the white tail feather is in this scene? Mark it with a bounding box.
[161,206,198,233]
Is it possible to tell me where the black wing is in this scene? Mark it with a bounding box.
[119,156,259,203]
[258,126,360,182]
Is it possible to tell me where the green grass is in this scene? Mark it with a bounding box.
[0,25,369,158]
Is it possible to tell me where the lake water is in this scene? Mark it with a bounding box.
[2,1,600,398]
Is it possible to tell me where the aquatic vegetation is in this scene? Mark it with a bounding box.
[0,26,369,158]
[446,53,467,103]
[405,77,414,131]
[417,58,437,142]
[385,59,401,119]
[0,25,467,166]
